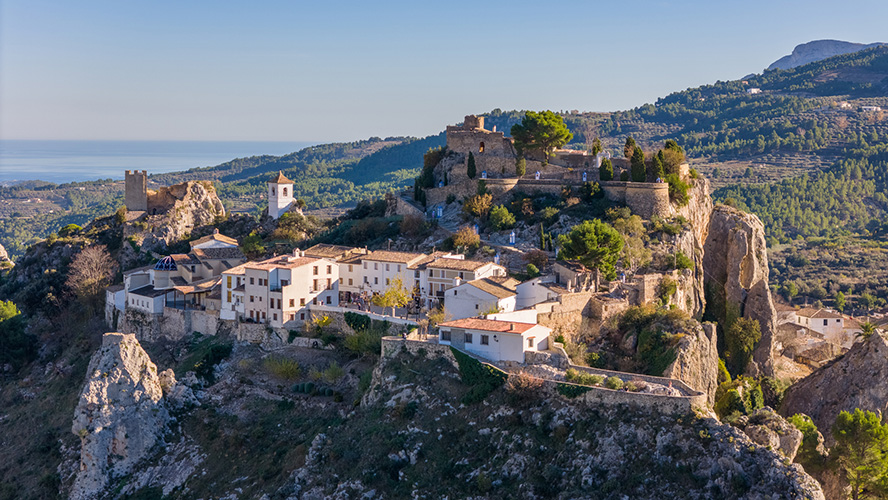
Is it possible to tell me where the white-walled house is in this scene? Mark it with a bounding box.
[785,307,862,349]
[515,277,561,309]
[220,252,339,328]
[444,277,519,320]
[438,318,551,363]
[356,250,427,296]
[423,256,507,308]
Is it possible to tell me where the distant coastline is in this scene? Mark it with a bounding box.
[0,140,319,184]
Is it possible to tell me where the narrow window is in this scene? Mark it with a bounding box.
[283,187,288,196]
[326,296,331,304]
[300,298,306,306]
[349,278,353,285]
[527,338,533,348]
[313,266,318,275]
[479,141,485,153]
[250,277,255,285]
[481,335,489,345]
[289,299,295,307]
[386,264,390,272]
[327,265,332,274]
[465,333,473,344]
[375,277,378,284]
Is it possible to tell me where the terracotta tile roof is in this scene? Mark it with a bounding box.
[438,318,537,334]
[796,307,844,319]
[172,276,221,295]
[170,254,200,265]
[467,277,519,299]
[223,263,248,275]
[269,170,294,184]
[408,251,449,269]
[363,250,426,264]
[427,257,494,271]
[190,231,238,248]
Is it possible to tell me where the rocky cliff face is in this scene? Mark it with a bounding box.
[703,205,777,376]
[70,333,169,500]
[781,332,888,445]
[663,323,719,405]
[767,39,886,71]
[129,181,226,253]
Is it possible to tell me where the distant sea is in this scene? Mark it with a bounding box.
[0,140,319,184]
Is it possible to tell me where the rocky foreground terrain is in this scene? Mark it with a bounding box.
[60,333,823,500]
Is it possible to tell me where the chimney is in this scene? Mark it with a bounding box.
[454,277,461,287]
[510,323,515,330]
[493,125,497,132]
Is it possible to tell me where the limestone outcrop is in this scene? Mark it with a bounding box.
[127,181,226,253]
[70,333,169,500]
[703,205,777,376]
[663,323,719,404]
[781,332,888,445]
[735,407,804,461]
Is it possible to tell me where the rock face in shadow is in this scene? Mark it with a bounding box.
[703,205,777,376]
[781,332,888,445]
[663,323,719,405]
[70,333,169,500]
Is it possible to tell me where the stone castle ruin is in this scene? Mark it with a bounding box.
[125,170,223,217]
[418,115,677,220]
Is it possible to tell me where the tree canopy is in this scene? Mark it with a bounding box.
[832,408,888,500]
[556,219,624,280]
[511,111,573,164]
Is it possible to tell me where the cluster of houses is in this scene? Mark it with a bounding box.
[106,226,608,363]
[775,305,865,368]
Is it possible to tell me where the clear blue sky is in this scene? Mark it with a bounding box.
[2,0,886,142]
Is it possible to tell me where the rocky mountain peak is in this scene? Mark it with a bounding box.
[767,39,887,71]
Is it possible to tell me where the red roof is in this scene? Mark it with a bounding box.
[438,318,537,334]
[268,171,294,184]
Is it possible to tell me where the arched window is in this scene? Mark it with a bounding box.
[283,187,288,196]
[270,187,275,196]
[479,141,485,153]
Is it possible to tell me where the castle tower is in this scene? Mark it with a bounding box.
[267,171,295,219]
[124,170,148,211]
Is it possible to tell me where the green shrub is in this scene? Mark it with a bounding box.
[58,223,82,237]
[489,204,516,230]
[619,171,630,181]
[323,361,345,383]
[516,157,527,177]
[344,311,371,332]
[556,382,592,398]
[717,358,731,385]
[565,368,604,386]
[714,389,745,418]
[674,251,694,270]
[787,414,826,473]
[192,343,233,384]
[450,347,507,404]
[604,376,624,390]
[263,356,301,380]
[526,263,540,277]
[287,330,299,343]
[665,173,690,206]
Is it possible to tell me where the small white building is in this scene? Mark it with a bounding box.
[783,307,862,349]
[423,256,507,308]
[515,276,561,309]
[438,318,550,363]
[746,88,762,94]
[444,277,519,320]
[267,171,304,220]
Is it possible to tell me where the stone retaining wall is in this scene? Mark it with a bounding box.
[381,337,706,413]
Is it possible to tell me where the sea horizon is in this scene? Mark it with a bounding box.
[0,139,321,184]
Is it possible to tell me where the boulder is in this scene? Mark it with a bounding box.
[70,333,169,500]
[781,332,888,445]
[663,323,719,405]
[738,407,803,461]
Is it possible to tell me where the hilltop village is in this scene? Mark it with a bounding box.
[17,112,883,499]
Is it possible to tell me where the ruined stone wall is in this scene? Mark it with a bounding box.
[384,192,425,218]
[445,129,513,157]
[600,182,672,219]
[589,295,630,322]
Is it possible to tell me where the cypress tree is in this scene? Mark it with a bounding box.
[630,146,646,182]
[624,137,636,158]
[599,158,614,181]
[467,152,477,179]
[649,152,665,182]
[516,157,526,177]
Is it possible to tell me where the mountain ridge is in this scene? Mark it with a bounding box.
[767,39,887,71]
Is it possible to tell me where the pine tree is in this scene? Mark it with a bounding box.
[467,152,477,179]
